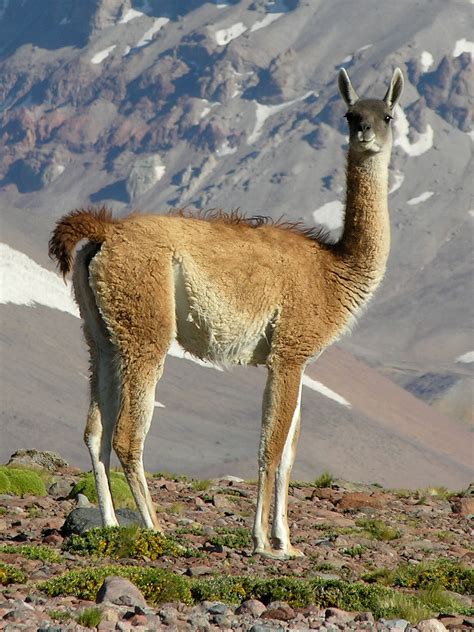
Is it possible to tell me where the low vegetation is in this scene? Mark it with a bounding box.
[64,526,197,560]
[0,562,28,586]
[207,527,252,550]
[70,472,135,509]
[76,607,102,628]
[362,558,474,595]
[0,466,46,497]
[355,518,401,541]
[0,544,61,563]
[39,568,471,622]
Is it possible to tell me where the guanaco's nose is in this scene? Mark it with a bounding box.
[358,121,372,133]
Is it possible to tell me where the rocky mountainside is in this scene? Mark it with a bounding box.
[0,452,473,630]
[0,0,473,481]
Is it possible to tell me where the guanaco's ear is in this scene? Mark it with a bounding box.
[338,68,359,107]
[383,68,404,110]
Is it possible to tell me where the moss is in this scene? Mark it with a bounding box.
[0,562,28,586]
[70,472,135,509]
[0,544,61,563]
[64,526,196,559]
[0,470,11,494]
[0,467,46,496]
[40,565,193,605]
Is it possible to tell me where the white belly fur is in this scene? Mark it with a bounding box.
[173,261,274,366]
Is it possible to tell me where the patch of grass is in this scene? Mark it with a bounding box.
[419,486,456,501]
[64,526,197,560]
[191,479,212,492]
[435,530,453,542]
[341,544,367,558]
[48,609,71,623]
[0,544,61,563]
[355,518,400,541]
[70,472,135,509]
[76,607,102,628]
[314,472,334,488]
[168,502,185,515]
[0,562,28,585]
[0,507,7,516]
[362,559,474,595]
[207,527,252,550]
[174,524,205,536]
[40,566,193,605]
[0,466,46,497]
[153,471,190,482]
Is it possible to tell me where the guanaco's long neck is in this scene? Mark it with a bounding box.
[338,148,391,286]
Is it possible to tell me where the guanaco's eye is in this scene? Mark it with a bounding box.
[384,115,393,123]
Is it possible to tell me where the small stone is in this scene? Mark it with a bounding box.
[337,491,388,510]
[96,576,147,609]
[158,605,178,625]
[381,619,409,630]
[206,602,230,615]
[325,607,354,624]
[416,620,447,632]
[186,565,212,577]
[212,494,232,510]
[76,493,93,508]
[236,599,267,617]
[261,601,295,621]
[451,497,474,517]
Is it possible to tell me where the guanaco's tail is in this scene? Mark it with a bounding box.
[48,206,118,278]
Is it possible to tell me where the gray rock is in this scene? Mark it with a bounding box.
[47,478,74,498]
[76,493,93,508]
[381,619,409,631]
[7,449,68,472]
[126,155,165,201]
[61,507,144,535]
[96,575,147,609]
[416,620,447,632]
[236,599,267,618]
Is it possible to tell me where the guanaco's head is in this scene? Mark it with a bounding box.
[338,67,404,155]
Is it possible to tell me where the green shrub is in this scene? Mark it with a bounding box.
[0,562,28,586]
[64,526,196,559]
[0,544,61,563]
[0,466,46,496]
[70,472,134,509]
[48,610,71,623]
[40,566,193,605]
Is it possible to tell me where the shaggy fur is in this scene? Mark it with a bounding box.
[48,68,403,559]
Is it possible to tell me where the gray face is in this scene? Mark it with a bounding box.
[344,99,394,155]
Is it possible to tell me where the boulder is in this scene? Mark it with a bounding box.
[96,575,147,609]
[7,450,68,473]
[61,507,144,536]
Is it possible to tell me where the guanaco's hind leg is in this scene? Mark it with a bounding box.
[83,337,120,527]
[253,359,304,559]
[112,359,165,531]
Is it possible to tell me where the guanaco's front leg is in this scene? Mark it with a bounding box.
[253,359,304,559]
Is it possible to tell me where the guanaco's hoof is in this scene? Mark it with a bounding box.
[253,546,304,560]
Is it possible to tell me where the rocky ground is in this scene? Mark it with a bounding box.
[0,451,473,631]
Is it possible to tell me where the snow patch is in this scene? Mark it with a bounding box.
[0,243,79,317]
[469,210,474,218]
[91,45,116,64]
[154,401,165,408]
[468,130,474,141]
[167,340,223,370]
[119,8,144,23]
[453,38,474,59]
[302,375,351,408]
[389,170,405,194]
[456,351,474,363]
[215,22,247,46]
[154,164,166,181]
[420,50,434,72]
[312,200,344,234]
[393,107,434,157]
[136,17,169,48]
[406,191,434,205]
[250,12,284,32]
[248,91,313,144]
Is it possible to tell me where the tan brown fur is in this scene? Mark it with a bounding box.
[48,68,403,558]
